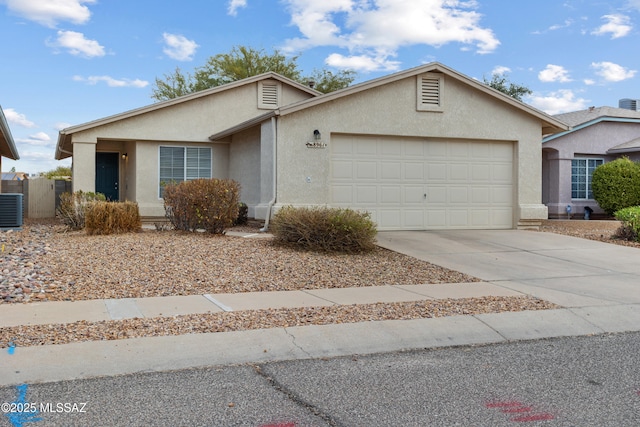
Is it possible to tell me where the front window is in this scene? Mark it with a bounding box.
[571,158,603,199]
[159,146,212,197]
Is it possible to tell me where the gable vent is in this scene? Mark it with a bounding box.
[259,81,279,109]
[417,73,444,111]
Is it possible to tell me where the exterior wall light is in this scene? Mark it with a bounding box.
[306,130,327,149]
[122,153,128,160]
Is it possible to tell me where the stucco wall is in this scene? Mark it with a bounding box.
[272,74,546,225]
[229,126,261,215]
[70,81,312,144]
[72,142,96,193]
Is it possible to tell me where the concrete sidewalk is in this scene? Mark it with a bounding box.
[1,229,639,387]
[0,282,520,328]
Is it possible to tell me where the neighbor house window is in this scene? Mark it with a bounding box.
[159,146,212,198]
[571,158,603,199]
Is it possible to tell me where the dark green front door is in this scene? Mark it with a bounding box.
[96,152,119,201]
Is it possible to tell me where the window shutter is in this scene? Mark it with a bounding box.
[417,73,443,111]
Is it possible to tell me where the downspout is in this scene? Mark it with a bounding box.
[260,116,277,232]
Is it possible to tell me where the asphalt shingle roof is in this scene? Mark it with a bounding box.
[554,106,640,127]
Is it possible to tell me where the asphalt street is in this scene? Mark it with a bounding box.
[2,331,639,427]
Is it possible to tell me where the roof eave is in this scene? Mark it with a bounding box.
[543,116,640,143]
[608,148,640,154]
[0,106,19,160]
[60,72,321,137]
[209,110,277,141]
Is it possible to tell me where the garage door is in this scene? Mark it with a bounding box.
[330,135,513,230]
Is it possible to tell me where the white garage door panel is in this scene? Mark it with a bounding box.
[331,135,513,230]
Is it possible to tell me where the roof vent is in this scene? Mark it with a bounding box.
[416,73,444,112]
[619,98,640,111]
[258,80,280,109]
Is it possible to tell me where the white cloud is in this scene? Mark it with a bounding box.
[227,0,247,16]
[325,52,400,72]
[533,18,574,34]
[591,61,637,82]
[583,78,595,85]
[491,66,511,75]
[73,75,149,88]
[592,14,632,39]
[3,108,36,128]
[3,0,95,28]
[538,64,572,83]
[282,0,500,72]
[548,19,574,31]
[54,122,72,131]
[17,132,54,147]
[162,33,199,61]
[47,30,105,57]
[528,89,589,115]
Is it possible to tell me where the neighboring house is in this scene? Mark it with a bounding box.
[542,106,640,218]
[0,105,21,192]
[55,62,567,230]
[1,172,28,181]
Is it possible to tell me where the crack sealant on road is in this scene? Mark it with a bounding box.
[252,364,343,427]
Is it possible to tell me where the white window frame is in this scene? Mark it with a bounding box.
[158,146,212,198]
[571,157,604,200]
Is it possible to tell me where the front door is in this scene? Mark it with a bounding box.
[96,152,119,201]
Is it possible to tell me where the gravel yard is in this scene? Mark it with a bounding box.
[540,219,640,248]
[3,218,631,347]
[1,221,478,304]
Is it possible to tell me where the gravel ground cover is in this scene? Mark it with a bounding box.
[5,218,625,347]
[539,219,640,248]
[0,296,556,348]
[1,222,479,304]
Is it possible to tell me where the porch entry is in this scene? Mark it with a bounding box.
[96,152,119,201]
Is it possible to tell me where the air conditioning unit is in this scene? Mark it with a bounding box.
[0,193,23,228]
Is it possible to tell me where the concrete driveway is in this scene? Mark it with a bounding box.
[376,229,640,308]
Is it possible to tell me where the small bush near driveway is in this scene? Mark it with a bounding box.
[270,206,377,253]
[614,206,640,241]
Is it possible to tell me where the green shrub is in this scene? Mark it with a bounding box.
[85,201,141,235]
[270,206,377,253]
[614,206,640,241]
[592,157,640,215]
[57,191,106,230]
[163,179,240,234]
[234,202,248,226]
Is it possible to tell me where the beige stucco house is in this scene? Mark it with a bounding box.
[56,62,568,230]
[543,106,640,218]
[1,105,20,187]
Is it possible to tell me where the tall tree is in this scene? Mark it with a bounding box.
[483,73,532,102]
[306,69,357,94]
[151,46,357,101]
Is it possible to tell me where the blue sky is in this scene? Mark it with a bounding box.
[1,0,639,174]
